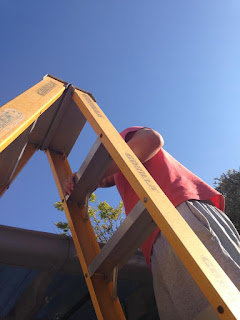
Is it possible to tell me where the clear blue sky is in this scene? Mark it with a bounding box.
[0,1,239,232]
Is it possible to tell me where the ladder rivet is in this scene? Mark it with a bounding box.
[143,197,147,203]
[85,273,88,278]
[217,306,224,314]
[100,133,103,138]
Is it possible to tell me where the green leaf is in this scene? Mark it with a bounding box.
[54,196,125,242]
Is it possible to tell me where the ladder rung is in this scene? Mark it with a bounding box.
[88,201,157,278]
[67,138,112,206]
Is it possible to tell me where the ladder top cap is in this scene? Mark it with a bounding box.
[43,74,96,102]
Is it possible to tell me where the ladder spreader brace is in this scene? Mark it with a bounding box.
[0,75,239,320]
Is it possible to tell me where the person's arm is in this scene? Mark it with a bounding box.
[98,128,164,188]
[63,128,164,194]
[98,175,115,188]
[101,128,164,178]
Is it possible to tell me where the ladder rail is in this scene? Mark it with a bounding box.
[46,149,126,320]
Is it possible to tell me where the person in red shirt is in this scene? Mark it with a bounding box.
[64,127,240,320]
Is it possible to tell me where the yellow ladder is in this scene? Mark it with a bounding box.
[0,75,239,320]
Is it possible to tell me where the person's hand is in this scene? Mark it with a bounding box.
[63,172,77,196]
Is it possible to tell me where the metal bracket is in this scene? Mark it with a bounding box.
[82,192,90,220]
[44,74,96,102]
[72,85,97,102]
[112,264,119,301]
[43,74,69,88]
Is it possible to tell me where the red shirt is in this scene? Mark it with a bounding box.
[114,126,225,268]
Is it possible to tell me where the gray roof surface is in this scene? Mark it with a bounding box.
[0,225,159,320]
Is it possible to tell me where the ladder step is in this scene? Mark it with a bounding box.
[67,138,112,206]
[88,201,157,278]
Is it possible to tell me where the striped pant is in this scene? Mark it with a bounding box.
[151,200,240,320]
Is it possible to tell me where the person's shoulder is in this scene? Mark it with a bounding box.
[121,127,163,147]
[120,126,152,143]
[120,126,145,137]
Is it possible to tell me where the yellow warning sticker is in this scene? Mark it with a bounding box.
[0,108,25,134]
[37,80,57,96]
